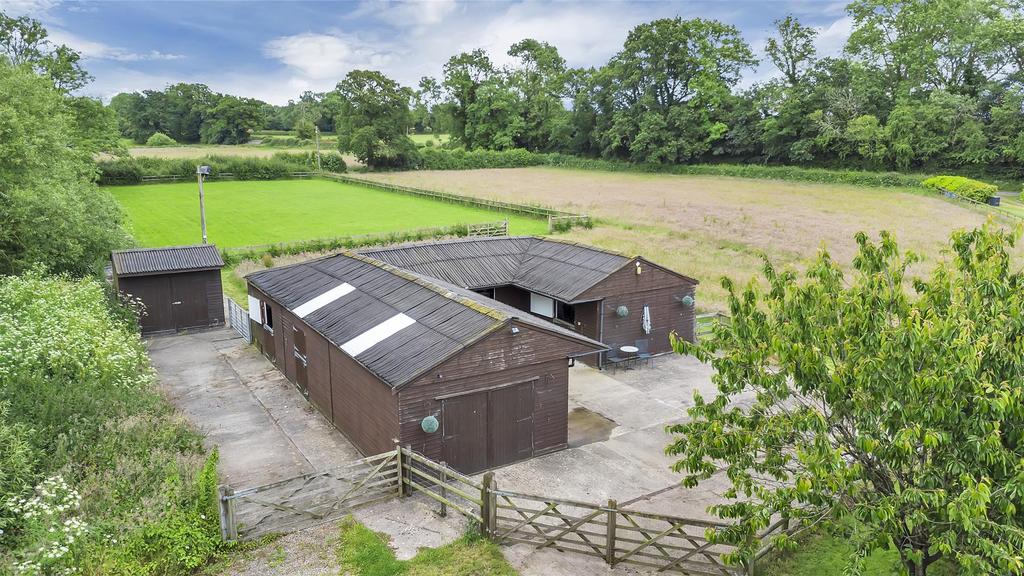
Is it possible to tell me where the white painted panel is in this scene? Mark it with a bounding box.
[341,313,416,357]
[292,283,355,318]
[529,293,554,318]
[248,296,262,322]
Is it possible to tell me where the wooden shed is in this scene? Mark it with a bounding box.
[246,252,606,473]
[361,237,699,362]
[112,245,225,335]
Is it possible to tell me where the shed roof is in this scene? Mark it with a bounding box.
[361,236,695,302]
[112,244,224,277]
[247,251,605,389]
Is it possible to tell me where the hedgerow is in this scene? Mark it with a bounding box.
[922,175,998,203]
[0,273,223,575]
[96,151,346,185]
[411,148,928,188]
[144,132,178,147]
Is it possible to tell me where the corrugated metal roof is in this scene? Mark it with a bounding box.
[247,251,605,389]
[112,244,224,277]
[361,237,632,302]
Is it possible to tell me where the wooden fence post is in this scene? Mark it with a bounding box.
[394,442,404,498]
[605,499,617,566]
[438,461,449,517]
[480,472,495,538]
[218,485,237,541]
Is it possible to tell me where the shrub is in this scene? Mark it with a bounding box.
[0,402,36,541]
[97,152,347,185]
[417,147,546,170]
[0,273,221,574]
[145,132,177,147]
[922,175,998,203]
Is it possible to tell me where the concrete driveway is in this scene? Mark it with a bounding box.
[146,328,360,488]
[493,354,754,575]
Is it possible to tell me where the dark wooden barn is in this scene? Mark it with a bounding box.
[361,237,699,361]
[246,251,606,473]
[112,245,225,335]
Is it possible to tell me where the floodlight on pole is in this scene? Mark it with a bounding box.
[197,165,211,244]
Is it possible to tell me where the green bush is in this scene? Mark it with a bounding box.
[144,132,177,147]
[0,402,36,541]
[0,273,221,574]
[97,152,347,185]
[417,147,547,170]
[922,175,998,202]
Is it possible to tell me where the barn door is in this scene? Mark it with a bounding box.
[441,393,488,473]
[292,326,308,397]
[489,383,535,468]
[171,273,208,331]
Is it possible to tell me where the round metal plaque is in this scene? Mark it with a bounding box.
[421,415,439,433]
[680,295,695,307]
[615,305,629,318]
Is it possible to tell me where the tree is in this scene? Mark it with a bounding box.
[0,61,129,276]
[442,49,495,147]
[765,15,817,86]
[200,95,264,144]
[668,224,1024,576]
[333,70,418,169]
[0,11,90,92]
[507,38,569,151]
[602,18,756,163]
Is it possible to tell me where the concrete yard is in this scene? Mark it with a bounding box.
[147,328,360,488]
[149,329,748,575]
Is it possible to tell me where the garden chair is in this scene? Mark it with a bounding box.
[634,339,653,367]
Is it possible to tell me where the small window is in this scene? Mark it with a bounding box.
[262,301,274,333]
[555,301,575,324]
[529,293,554,318]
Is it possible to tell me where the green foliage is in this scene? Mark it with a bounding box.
[0,273,222,575]
[0,60,130,276]
[335,517,517,576]
[145,131,177,146]
[922,175,998,203]
[334,70,419,169]
[0,402,35,540]
[0,11,90,92]
[95,151,345,185]
[417,147,547,170]
[200,95,264,144]
[668,224,1024,575]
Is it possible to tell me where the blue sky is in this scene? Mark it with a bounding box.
[1,0,855,105]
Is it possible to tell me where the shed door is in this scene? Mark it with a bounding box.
[489,383,535,467]
[171,273,208,331]
[442,393,488,473]
[292,326,308,397]
[441,381,536,474]
[134,276,173,334]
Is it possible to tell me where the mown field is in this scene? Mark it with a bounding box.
[358,167,1020,311]
[106,178,548,248]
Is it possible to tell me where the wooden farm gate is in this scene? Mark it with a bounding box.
[225,297,251,343]
[219,445,793,574]
[219,450,398,540]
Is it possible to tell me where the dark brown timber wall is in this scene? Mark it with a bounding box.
[575,258,697,355]
[397,320,584,469]
[119,269,224,335]
[329,345,399,456]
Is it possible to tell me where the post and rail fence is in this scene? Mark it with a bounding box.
[218,444,794,574]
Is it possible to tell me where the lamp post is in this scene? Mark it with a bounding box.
[314,125,322,172]
[197,165,211,244]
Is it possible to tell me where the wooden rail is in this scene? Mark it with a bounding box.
[218,445,793,574]
[225,297,251,342]
[695,312,729,341]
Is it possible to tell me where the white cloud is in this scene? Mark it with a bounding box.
[0,0,58,17]
[815,15,853,57]
[361,0,458,28]
[263,31,396,80]
[46,28,184,61]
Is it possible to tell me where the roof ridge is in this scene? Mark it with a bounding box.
[113,243,220,254]
[341,251,509,323]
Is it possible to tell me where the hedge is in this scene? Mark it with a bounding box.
[144,132,177,147]
[411,148,927,188]
[922,175,998,203]
[96,151,346,185]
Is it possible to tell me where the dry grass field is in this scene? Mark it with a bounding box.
[358,167,1018,311]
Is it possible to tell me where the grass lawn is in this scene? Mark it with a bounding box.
[337,518,516,576]
[761,530,960,576]
[410,133,450,145]
[106,178,548,248]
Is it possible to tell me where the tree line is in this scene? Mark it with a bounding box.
[108,0,1024,174]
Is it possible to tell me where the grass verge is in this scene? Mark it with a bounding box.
[337,517,517,576]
